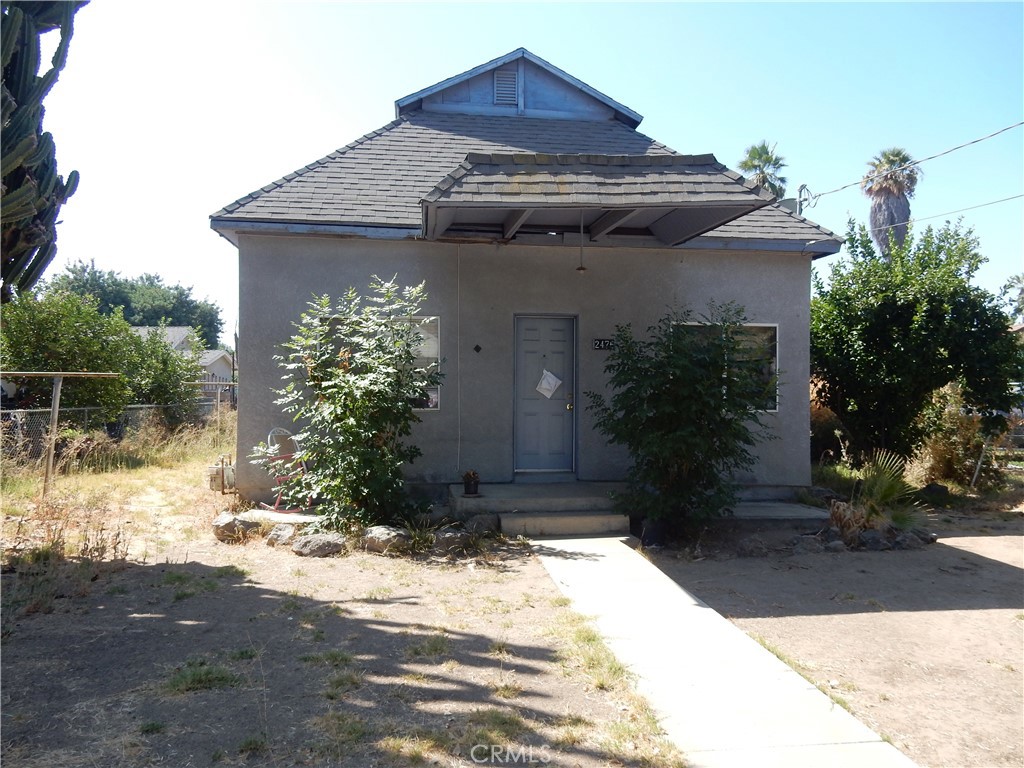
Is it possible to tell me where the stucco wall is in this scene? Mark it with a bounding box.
[235,234,812,501]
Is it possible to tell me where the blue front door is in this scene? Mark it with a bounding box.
[514,316,575,472]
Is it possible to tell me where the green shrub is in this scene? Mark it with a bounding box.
[907,383,1006,488]
[255,277,443,529]
[586,303,775,525]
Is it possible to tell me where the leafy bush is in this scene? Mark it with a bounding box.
[0,292,203,426]
[255,277,443,528]
[906,383,1006,489]
[812,220,1023,458]
[586,303,775,525]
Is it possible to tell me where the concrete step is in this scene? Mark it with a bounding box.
[499,511,629,537]
[448,482,622,516]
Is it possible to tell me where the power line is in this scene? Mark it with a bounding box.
[805,121,1024,204]
[866,193,1023,233]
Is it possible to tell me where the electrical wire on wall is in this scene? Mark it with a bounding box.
[456,243,462,475]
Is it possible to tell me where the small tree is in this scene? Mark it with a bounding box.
[812,220,1023,458]
[48,260,224,347]
[129,325,202,426]
[259,277,443,528]
[0,290,135,421]
[586,303,775,526]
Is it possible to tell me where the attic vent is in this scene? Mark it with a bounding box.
[494,70,518,105]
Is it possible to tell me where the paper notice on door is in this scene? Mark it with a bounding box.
[536,369,562,399]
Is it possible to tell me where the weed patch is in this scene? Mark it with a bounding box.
[165,659,240,693]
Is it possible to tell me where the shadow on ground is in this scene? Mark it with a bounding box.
[650,515,1023,618]
[1,550,653,768]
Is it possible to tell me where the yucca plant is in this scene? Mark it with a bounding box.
[852,450,921,531]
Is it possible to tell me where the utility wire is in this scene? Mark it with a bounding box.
[866,193,1023,233]
[807,121,1024,203]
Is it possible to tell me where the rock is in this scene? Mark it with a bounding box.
[362,525,412,554]
[792,536,825,555]
[858,529,892,551]
[825,526,844,543]
[893,532,924,550]
[919,482,950,502]
[212,512,263,543]
[291,533,348,557]
[432,527,471,555]
[465,513,499,534]
[809,486,842,504]
[266,523,296,547]
[910,528,939,545]
[737,535,768,558]
[825,540,848,553]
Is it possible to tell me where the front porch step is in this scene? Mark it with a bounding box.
[448,482,623,517]
[499,511,629,537]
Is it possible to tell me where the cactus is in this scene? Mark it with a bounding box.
[1,1,87,302]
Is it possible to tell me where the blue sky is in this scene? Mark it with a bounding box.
[40,1,1023,342]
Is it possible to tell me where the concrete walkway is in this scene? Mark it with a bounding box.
[534,536,918,768]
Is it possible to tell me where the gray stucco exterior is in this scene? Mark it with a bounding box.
[213,48,839,503]
[234,234,814,501]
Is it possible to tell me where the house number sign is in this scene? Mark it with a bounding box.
[592,338,616,351]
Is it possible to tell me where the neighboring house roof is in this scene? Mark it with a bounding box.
[198,349,232,368]
[211,48,840,256]
[131,326,196,352]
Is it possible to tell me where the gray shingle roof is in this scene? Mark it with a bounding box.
[424,152,772,208]
[705,204,840,244]
[212,112,674,227]
[212,110,838,250]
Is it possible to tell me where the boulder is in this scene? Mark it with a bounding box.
[212,512,263,543]
[291,533,348,557]
[792,536,825,555]
[858,529,892,551]
[736,535,768,558]
[910,528,939,545]
[362,525,412,554]
[465,513,499,534]
[433,527,472,555]
[266,523,296,547]
[893,532,925,550]
[824,526,844,543]
[825,540,848,553]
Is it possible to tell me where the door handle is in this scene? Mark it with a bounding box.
[566,403,574,411]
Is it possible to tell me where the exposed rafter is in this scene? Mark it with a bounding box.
[502,209,533,239]
[588,209,641,240]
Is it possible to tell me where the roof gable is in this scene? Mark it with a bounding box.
[396,48,642,128]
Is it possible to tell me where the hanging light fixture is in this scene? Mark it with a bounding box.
[576,209,587,273]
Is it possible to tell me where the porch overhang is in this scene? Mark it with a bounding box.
[420,153,776,247]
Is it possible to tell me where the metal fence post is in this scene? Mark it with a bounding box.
[42,375,64,500]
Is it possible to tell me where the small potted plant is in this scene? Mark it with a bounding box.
[462,469,480,496]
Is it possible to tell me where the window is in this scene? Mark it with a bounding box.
[682,323,778,412]
[735,325,778,412]
[411,316,441,410]
[318,315,441,410]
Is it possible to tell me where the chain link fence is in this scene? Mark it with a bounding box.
[1,391,237,464]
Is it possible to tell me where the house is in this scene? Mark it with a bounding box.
[130,326,197,354]
[211,48,840,504]
[198,349,234,381]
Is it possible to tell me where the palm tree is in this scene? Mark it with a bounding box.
[738,141,787,199]
[861,147,921,257]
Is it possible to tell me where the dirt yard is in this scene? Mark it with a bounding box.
[3,462,1022,768]
[651,507,1024,768]
[1,474,682,768]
